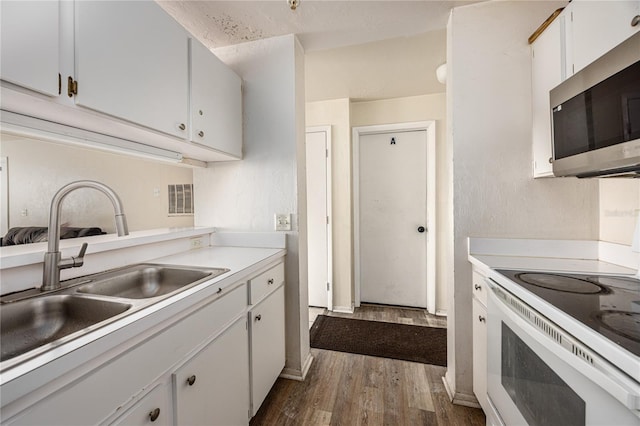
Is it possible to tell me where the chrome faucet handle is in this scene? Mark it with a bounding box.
[59,242,88,270]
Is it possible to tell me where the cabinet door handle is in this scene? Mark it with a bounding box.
[474,284,481,291]
[478,315,486,323]
[631,15,640,27]
[217,287,222,294]
[187,375,196,386]
[198,130,205,138]
[267,278,274,285]
[178,123,186,131]
[255,314,262,321]
[149,408,160,422]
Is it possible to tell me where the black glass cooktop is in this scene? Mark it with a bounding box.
[496,270,640,357]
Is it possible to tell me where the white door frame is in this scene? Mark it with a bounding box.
[352,121,436,314]
[306,125,333,311]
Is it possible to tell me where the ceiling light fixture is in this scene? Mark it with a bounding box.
[287,0,299,11]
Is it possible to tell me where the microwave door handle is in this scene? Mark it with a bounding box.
[487,280,640,411]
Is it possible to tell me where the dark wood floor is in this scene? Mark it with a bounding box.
[250,305,485,426]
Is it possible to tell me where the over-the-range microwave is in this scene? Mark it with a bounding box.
[550,31,640,178]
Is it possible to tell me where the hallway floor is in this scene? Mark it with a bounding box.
[251,304,485,425]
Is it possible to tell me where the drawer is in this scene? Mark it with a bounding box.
[249,262,284,305]
[472,270,487,307]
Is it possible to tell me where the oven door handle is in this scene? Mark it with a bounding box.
[487,279,640,412]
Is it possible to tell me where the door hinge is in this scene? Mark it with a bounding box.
[326,216,330,225]
[326,149,329,158]
[58,73,61,95]
[67,76,78,97]
[326,282,330,291]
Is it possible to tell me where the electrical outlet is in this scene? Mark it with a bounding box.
[275,213,292,231]
[190,237,203,249]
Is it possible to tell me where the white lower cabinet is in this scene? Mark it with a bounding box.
[472,296,488,412]
[249,285,285,416]
[471,267,489,415]
[111,382,173,426]
[172,317,249,426]
[1,259,288,426]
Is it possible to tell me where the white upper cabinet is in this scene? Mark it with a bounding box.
[531,14,567,178]
[190,39,243,158]
[0,1,60,97]
[568,0,640,75]
[75,1,189,139]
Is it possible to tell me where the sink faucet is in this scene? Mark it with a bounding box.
[42,180,129,291]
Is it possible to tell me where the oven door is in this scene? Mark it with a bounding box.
[486,279,640,426]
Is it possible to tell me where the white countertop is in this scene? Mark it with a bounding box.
[0,245,285,390]
[0,227,217,269]
[469,254,636,275]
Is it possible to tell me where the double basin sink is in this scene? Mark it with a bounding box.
[0,264,229,368]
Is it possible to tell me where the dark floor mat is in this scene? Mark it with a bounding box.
[309,315,447,366]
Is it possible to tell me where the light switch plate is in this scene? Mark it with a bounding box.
[275,213,292,231]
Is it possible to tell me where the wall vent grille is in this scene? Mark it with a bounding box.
[168,184,194,216]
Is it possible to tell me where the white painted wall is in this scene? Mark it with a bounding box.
[305,31,446,102]
[446,0,599,403]
[599,180,640,245]
[196,35,310,378]
[351,94,449,314]
[305,98,352,312]
[0,134,194,236]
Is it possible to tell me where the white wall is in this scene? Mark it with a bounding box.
[599,180,640,245]
[305,31,446,102]
[196,35,310,378]
[446,0,599,403]
[0,134,194,235]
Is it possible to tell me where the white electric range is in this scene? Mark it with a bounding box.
[486,269,640,426]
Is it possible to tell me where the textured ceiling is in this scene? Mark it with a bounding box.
[157,0,483,52]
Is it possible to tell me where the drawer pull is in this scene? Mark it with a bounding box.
[187,375,196,386]
[478,315,486,323]
[267,278,275,285]
[149,408,160,422]
[217,287,222,294]
[178,123,186,131]
[631,15,640,27]
[255,314,262,321]
[474,284,481,291]
[198,130,205,138]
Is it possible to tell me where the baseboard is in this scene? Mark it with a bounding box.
[279,353,313,382]
[442,373,481,408]
[332,305,354,314]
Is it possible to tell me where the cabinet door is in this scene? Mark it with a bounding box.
[173,317,250,426]
[75,0,189,138]
[111,382,172,426]
[569,0,640,74]
[472,297,488,413]
[249,285,285,416]
[190,39,243,158]
[0,0,60,96]
[531,15,566,178]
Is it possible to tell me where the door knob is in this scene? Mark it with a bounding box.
[417,226,426,233]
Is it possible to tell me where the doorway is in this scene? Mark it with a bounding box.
[353,121,436,312]
[305,126,333,310]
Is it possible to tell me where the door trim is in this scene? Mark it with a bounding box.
[352,121,436,314]
[306,125,333,311]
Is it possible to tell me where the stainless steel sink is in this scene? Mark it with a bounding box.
[0,263,229,367]
[0,295,131,362]
[75,264,228,299]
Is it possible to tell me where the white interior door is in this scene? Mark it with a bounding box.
[359,130,428,308]
[306,127,332,309]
